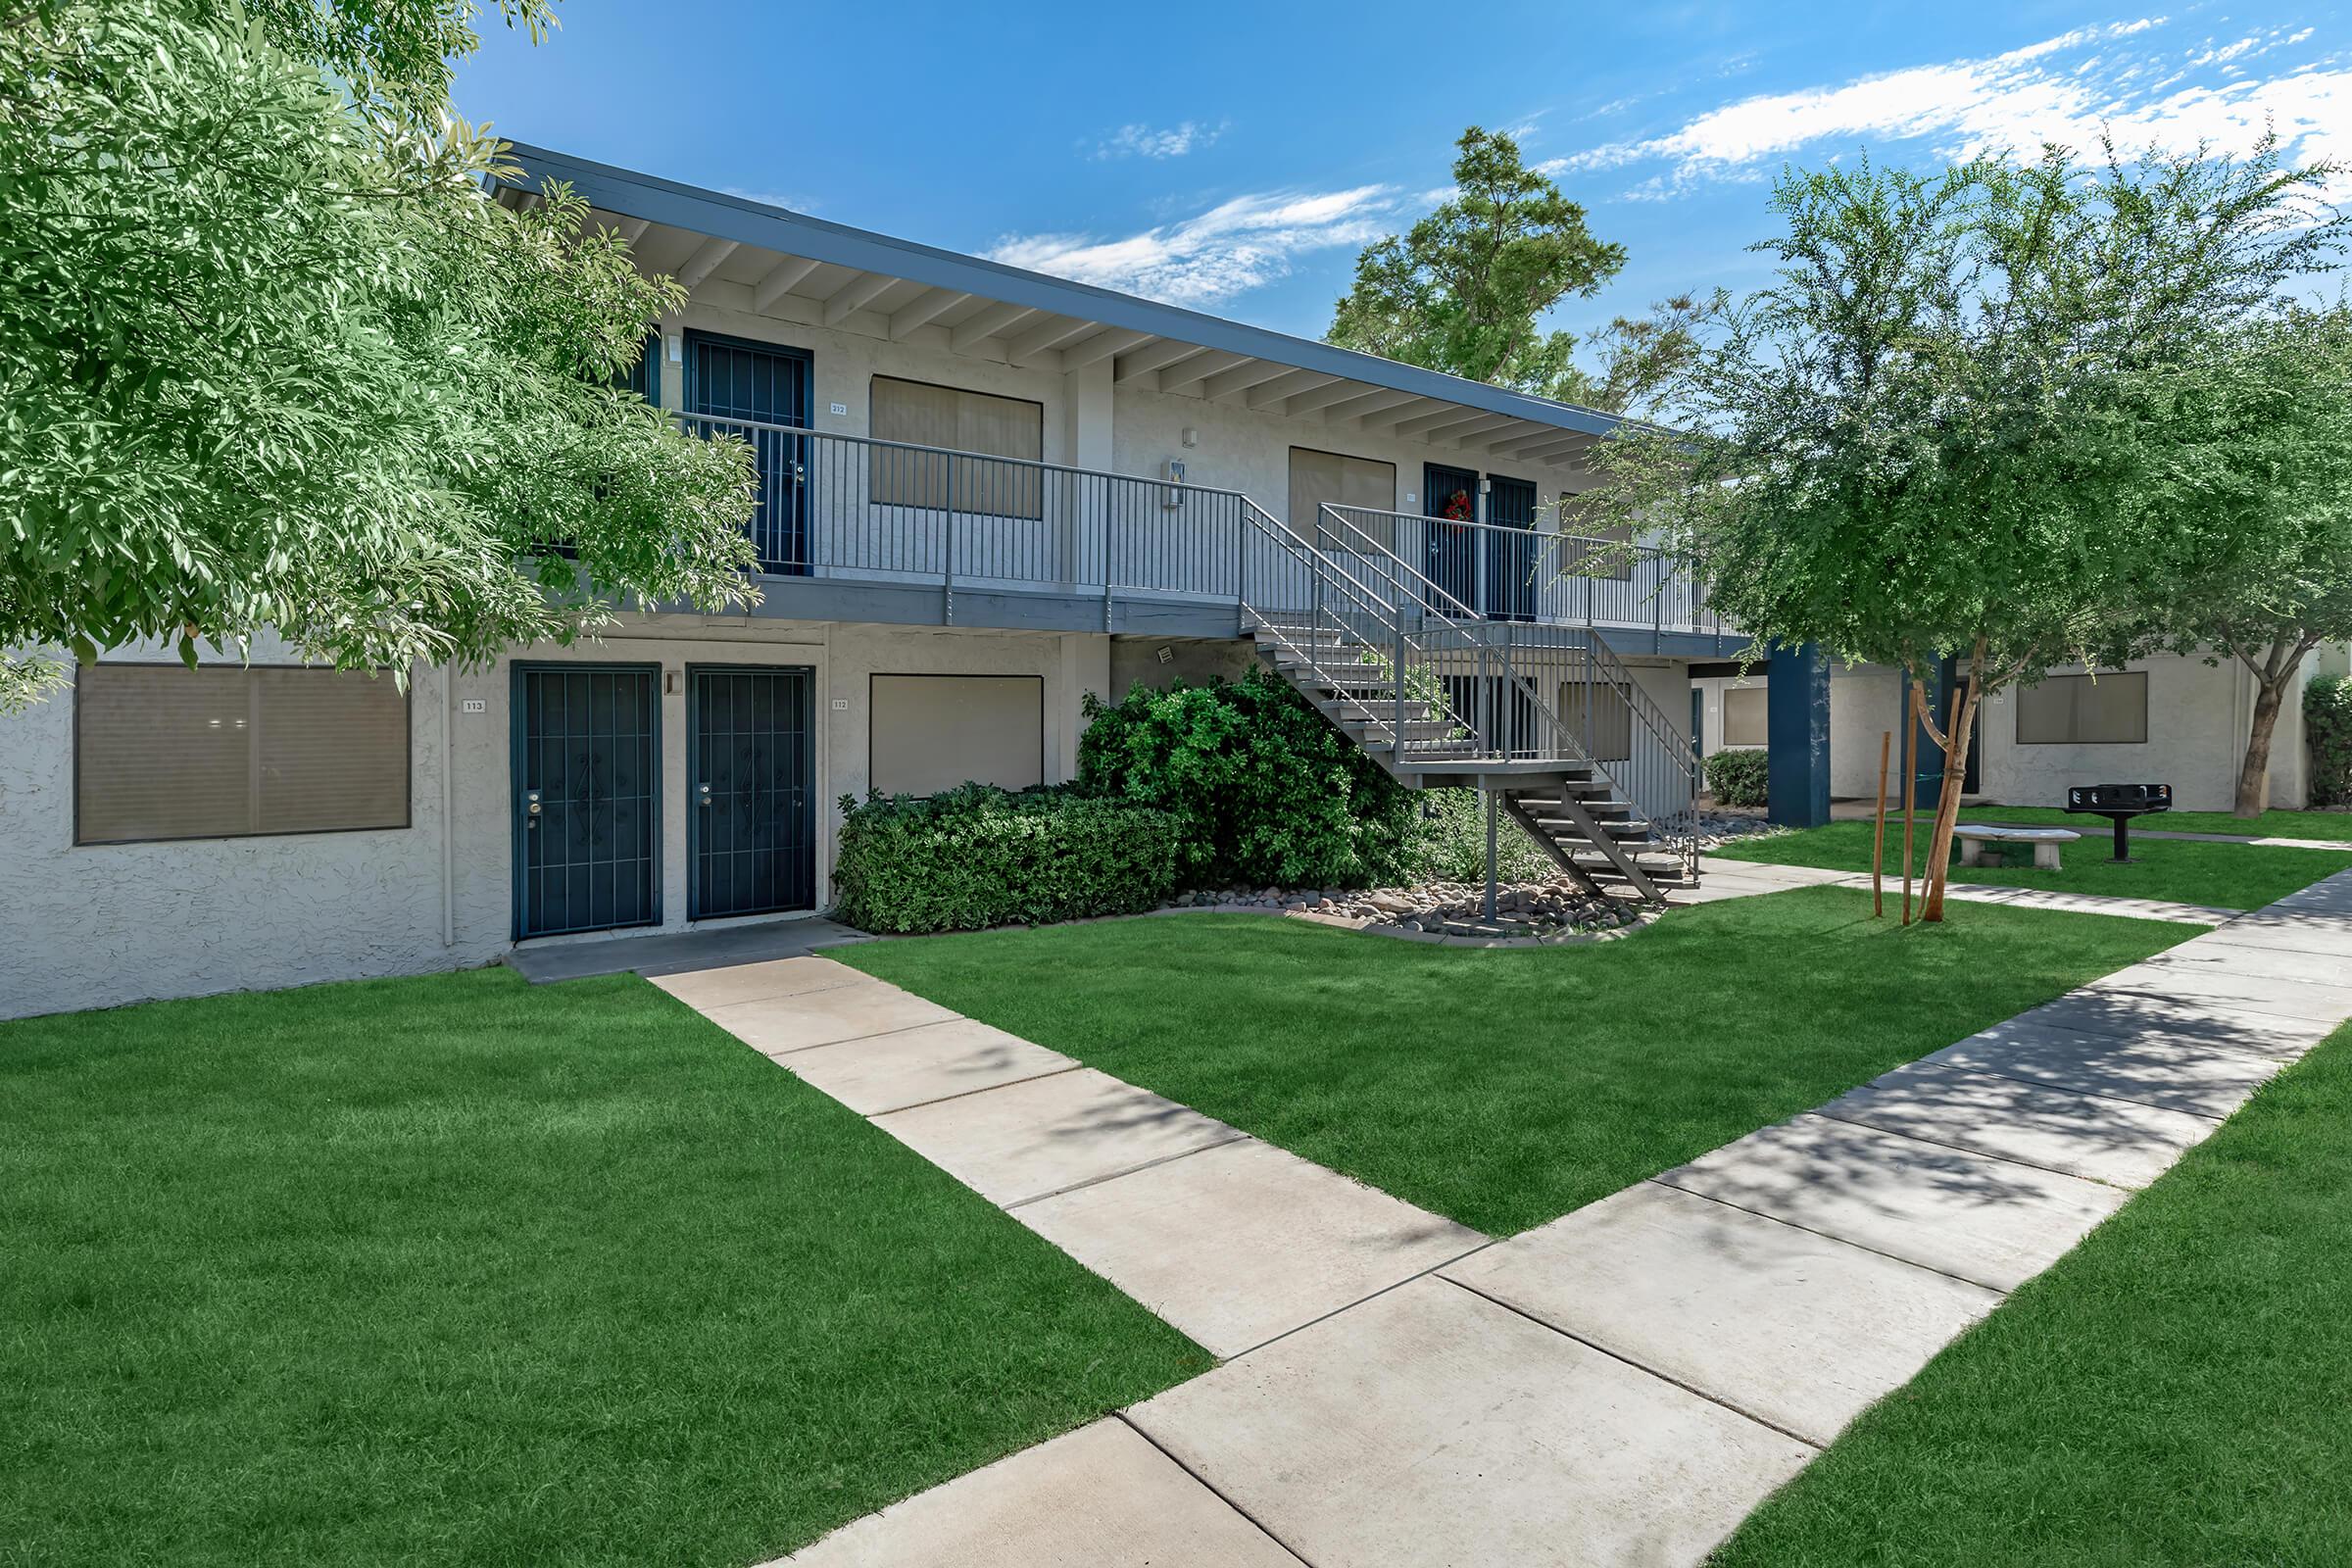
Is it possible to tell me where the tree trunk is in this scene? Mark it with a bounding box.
[2235,667,2293,819]
[1921,673,1985,924]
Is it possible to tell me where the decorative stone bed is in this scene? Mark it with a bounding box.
[1161,880,1655,946]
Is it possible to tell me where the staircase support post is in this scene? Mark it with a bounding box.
[1484,789,1499,921]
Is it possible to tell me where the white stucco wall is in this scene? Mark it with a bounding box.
[0,617,1111,1019]
[1974,652,2314,813]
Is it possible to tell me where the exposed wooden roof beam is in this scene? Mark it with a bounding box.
[1280,377,1376,416]
[887,289,970,340]
[1113,339,1209,384]
[1248,369,1343,411]
[1347,391,1446,428]
[949,301,1038,353]
[674,236,740,290]
[1435,413,1527,446]
[612,216,651,245]
[821,271,896,326]
[1058,328,1154,369]
[1200,360,1298,402]
[752,255,822,312]
[1005,316,1100,366]
[1158,351,1253,396]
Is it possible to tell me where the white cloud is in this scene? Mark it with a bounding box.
[1559,19,2352,197]
[1092,121,1227,160]
[988,185,1397,305]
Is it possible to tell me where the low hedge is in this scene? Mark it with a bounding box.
[2311,674,2352,808]
[832,783,1179,935]
[1706,747,1769,808]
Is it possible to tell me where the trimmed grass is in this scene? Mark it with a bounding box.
[840,889,2186,1236]
[1716,820,2351,910]
[1966,803,2352,842]
[1715,1021,2352,1568]
[0,968,1209,1567]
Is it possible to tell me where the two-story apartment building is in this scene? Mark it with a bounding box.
[0,146,1741,1019]
[6,146,2335,1021]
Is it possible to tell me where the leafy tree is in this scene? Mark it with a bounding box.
[0,0,758,712]
[1553,290,1727,418]
[2117,305,2352,815]
[1580,142,2341,917]
[1327,127,1625,402]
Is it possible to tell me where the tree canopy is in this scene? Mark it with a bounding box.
[0,0,758,711]
[2119,303,2352,812]
[1578,139,2343,911]
[1326,126,1625,402]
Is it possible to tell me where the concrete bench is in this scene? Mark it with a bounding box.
[1954,823,2081,870]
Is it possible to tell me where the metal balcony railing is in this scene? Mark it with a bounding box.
[1321,504,1732,640]
[679,414,1287,615]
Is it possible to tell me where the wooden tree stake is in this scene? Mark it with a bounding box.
[1901,683,1919,926]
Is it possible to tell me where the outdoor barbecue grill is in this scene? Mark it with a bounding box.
[2064,782,2173,861]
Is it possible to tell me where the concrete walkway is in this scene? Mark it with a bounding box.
[650,871,2352,1568]
[1677,856,2240,925]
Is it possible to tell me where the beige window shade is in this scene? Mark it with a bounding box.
[2015,671,2148,745]
[1289,447,1396,548]
[76,664,408,844]
[1721,685,1769,748]
[870,376,1044,518]
[869,674,1044,797]
[1566,520,1637,582]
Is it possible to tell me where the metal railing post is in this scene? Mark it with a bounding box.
[1392,620,1406,767]
[943,452,956,624]
[1102,476,1115,631]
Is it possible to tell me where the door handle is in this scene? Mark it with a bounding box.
[522,789,542,828]
[697,783,712,807]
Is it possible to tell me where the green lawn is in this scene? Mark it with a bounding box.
[1717,820,2351,910]
[840,889,2186,1235]
[1715,1021,2352,1568]
[1965,803,2352,841]
[0,969,1208,1567]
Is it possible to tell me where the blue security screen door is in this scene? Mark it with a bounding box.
[1485,475,1538,621]
[689,666,816,920]
[1423,463,1480,612]
[513,666,661,940]
[688,332,812,574]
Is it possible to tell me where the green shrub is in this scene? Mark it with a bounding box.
[1077,667,1420,889]
[1706,747,1769,808]
[2310,674,2352,808]
[832,784,1179,934]
[1408,788,1556,883]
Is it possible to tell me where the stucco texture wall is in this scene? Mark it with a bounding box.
[0,618,1109,1018]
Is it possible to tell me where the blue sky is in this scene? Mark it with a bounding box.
[456,3,2349,357]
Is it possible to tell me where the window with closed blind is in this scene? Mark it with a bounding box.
[1289,447,1396,548]
[869,375,1045,517]
[1721,685,1769,748]
[2015,671,2149,745]
[75,664,410,845]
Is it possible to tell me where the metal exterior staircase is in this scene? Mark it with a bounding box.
[1238,502,1700,902]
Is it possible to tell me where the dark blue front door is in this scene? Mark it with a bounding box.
[1485,474,1538,621]
[1424,463,1479,613]
[689,666,815,919]
[689,332,812,574]
[513,665,662,940]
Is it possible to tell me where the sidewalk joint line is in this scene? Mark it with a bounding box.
[1223,1237,1503,1362]
[1644,1177,2015,1298]
[1906,1060,2228,1123]
[1804,1106,2150,1191]
[1114,1414,1324,1568]
[1435,1273,1827,1451]
[999,1131,1255,1211]
[859,1063,1087,1118]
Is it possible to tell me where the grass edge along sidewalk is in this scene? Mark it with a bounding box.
[841,888,2192,1236]
[1715,820,2352,911]
[0,968,1210,1568]
[1712,1019,2352,1568]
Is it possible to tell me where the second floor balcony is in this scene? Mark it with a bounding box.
[683,413,1743,656]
